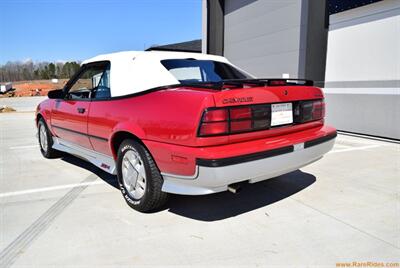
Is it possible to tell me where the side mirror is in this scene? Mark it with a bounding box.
[48,89,65,99]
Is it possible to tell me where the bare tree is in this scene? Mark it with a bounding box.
[0,60,81,82]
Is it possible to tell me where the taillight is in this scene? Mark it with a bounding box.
[230,107,251,120]
[251,105,271,130]
[312,100,325,120]
[199,122,228,136]
[294,99,325,123]
[202,109,228,122]
[198,99,325,137]
[199,110,229,136]
[231,120,252,132]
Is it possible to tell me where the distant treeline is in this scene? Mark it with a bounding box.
[0,60,81,82]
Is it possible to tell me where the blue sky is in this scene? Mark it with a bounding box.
[0,0,202,64]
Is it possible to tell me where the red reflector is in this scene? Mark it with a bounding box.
[230,120,251,132]
[199,122,228,136]
[171,155,188,164]
[203,109,228,122]
[230,107,251,120]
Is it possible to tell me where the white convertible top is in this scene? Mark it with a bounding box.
[82,51,246,97]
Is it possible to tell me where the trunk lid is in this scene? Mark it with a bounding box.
[212,85,324,107]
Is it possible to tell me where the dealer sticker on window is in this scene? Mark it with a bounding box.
[271,103,293,126]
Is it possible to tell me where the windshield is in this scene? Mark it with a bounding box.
[161,59,252,84]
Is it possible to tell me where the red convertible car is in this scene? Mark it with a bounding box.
[36,51,336,212]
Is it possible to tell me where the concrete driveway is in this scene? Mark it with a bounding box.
[0,96,46,112]
[0,103,399,267]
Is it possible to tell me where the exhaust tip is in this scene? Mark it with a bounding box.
[228,183,242,194]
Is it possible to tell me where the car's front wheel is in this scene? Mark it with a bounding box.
[38,118,60,158]
[116,139,169,212]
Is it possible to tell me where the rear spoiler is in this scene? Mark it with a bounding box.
[223,78,314,87]
[108,78,314,100]
[179,78,314,90]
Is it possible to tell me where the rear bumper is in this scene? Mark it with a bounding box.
[161,131,336,195]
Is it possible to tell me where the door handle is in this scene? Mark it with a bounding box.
[77,107,86,114]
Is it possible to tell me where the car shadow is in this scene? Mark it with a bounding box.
[59,155,315,221]
[166,170,316,221]
[60,154,119,189]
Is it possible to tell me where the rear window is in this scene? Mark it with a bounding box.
[161,59,251,83]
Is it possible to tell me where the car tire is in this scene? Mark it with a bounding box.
[38,118,60,158]
[117,139,169,212]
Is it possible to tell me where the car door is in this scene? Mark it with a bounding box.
[51,63,108,149]
[86,63,114,156]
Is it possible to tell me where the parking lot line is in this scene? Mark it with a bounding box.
[9,145,39,150]
[329,144,381,154]
[0,180,106,198]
